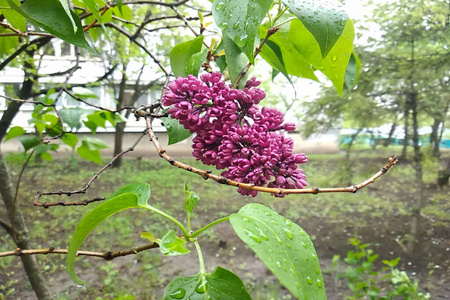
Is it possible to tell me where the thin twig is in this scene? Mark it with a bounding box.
[232,27,280,88]
[63,88,134,113]
[0,243,159,260]
[83,2,111,32]
[34,131,147,207]
[144,115,399,197]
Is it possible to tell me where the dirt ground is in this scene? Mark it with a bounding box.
[1,152,449,299]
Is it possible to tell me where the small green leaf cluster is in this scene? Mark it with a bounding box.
[333,237,430,299]
[3,88,125,164]
[67,183,326,299]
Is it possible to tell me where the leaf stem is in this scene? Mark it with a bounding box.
[190,216,230,238]
[193,240,207,293]
[143,204,189,241]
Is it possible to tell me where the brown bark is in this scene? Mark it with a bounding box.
[0,48,53,299]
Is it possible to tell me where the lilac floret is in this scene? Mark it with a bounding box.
[162,72,308,197]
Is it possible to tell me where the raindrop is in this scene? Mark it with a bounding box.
[233,22,240,29]
[302,242,307,249]
[242,217,250,222]
[276,261,282,268]
[76,284,84,288]
[315,269,320,274]
[316,279,322,288]
[215,2,225,10]
[264,211,271,216]
[195,280,207,294]
[332,55,338,62]
[307,277,313,285]
[170,288,186,299]
[239,34,248,43]
[284,228,294,240]
[312,254,317,260]
[244,229,261,243]
[270,220,278,225]
[258,230,269,241]
[222,23,228,29]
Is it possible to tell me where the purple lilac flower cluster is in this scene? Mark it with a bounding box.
[162,72,308,197]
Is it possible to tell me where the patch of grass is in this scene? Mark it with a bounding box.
[1,150,449,298]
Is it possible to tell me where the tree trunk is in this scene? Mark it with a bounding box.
[437,159,450,187]
[401,103,409,158]
[0,48,53,299]
[406,90,425,254]
[384,118,397,147]
[429,118,440,158]
[111,63,128,168]
[0,151,53,299]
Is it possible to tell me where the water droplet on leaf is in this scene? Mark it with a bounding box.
[215,2,225,10]
[170,288,186,299]
[317,279,323,288]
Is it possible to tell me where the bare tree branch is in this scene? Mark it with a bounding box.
[0,243,159,260]
[34,131,147,208]
[144,114,399,197]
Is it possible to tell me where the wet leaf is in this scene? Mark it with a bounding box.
[230,203,326,299]
[161,116,192,145]
[212,0,273,62]
[66,183,150,285]
[163,267,251,299]
[283,0,349,58]
[170,36,204,77]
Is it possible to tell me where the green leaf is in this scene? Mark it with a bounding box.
[83,136,108,150]
[0,0,26,31]
[61,133,78,149]
[4,126,26,142]
[20,136,40,152]
[159,230,190,256]
[82,0,108,33]
[71,87,99,100]
[86,111,107,129]
[77,143,102,164]
[289,18,354,96]
[222,35,249,88]
[59,107,86,131]
[7,0,92,50]
[212,0,273,62]
[161,116,192,145]
[344,52,361,92]
[34,143,58,155]
[259,25,318,81]
[184,184,199,215]
[230,203,326,299]
[58,0,77,32]
[140,232,160,244]
[185,48,208,77]
[76,137,108,164]
[108,182,151,206]
[39,152,53,161]
[116,0,123,13]
[283,0,349,58]
[163,267,251,299]
[112,5,132,20]
[170,36,204,77]
[66,183,151,285]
